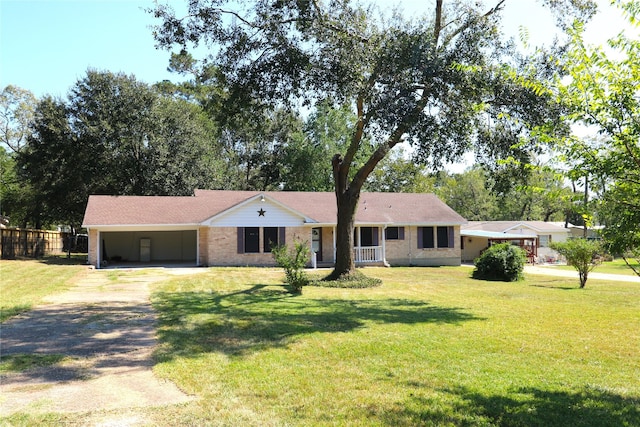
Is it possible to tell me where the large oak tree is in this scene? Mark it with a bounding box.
[150,0,592,278]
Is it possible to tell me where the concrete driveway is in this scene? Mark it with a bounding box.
[0,267,206,420]
[524,265,640,283]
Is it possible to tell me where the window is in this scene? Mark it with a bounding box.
[418,227,435,249]
[237,227,285,253]
[354,227,379,247]
[360,227,377,247]
[539,235,551,247]
[385,227,405,240]
[263,227,279,253]
[244,227,260,253]
[437,226,454,248]
[419,226,454,249]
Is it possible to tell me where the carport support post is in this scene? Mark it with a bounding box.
[96,230,101,269]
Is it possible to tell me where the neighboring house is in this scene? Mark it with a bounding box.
[81,190,467,269]
[461,221,571,263]
[549,222,603,240]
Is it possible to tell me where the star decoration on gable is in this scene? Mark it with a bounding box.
[258,208,266,216]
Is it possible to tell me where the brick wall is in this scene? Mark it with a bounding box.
[385,226,461,266]
[88,229,98,267]
[206,226,310,266]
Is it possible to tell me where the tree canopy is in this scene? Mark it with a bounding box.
[150,0,594,277]
[556,1,640,275]
[16,70,224,228]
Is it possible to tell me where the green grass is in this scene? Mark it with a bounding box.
[2,265,638,426]
[0,256,87,322]
[145,267,640,426]
[0,354,69,373]
[545,258,640,276]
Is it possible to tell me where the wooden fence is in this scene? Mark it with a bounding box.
[0,228,65,259]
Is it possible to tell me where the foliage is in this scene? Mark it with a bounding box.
[0,85,37,153]
[551,238,604,288]
[314,269,382,288]
[16,70,223,227]
[149,0,589,279]
[271,240,310,293]
[555,2,640,276]
[364,147,435,193]
[473,242,526,282]
[436,167,498,220]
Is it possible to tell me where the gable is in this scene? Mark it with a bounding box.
[204,196,310,227]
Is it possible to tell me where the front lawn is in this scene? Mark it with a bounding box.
[0,256,87,322]
[147,267,640,426]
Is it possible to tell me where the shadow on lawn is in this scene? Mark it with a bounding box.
[152,284,480,359]
[383,385,640,427]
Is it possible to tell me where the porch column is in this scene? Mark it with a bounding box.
[355,227,361,263]
[96,230,101,269]
[196,228,200,267]
[333,226,336,262]
[381,226,387,266]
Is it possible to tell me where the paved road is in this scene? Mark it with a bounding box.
[524,265,640,283]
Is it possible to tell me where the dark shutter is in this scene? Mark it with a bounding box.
[399,227,405,240]
[279,227,286,245]
[417,227,423,248]
[237,227,244,254]
[448,226,454,248]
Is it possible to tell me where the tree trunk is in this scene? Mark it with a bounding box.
[327,189,360,279]
[326,152,365,280]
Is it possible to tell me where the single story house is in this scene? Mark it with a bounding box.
[81,190,467,269]
[461,221,570,263]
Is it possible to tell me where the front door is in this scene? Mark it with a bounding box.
[312,228,322,261]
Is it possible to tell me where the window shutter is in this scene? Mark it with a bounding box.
[279,227,286,245]
[417,227,423,248]
[448,226,454,248]
[373,227,379,246]
[399,227,405,240]
[237,227,244,254]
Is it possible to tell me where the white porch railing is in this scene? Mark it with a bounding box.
[354,246,383,263]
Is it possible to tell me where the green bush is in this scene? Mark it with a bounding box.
[472,242,526,282]
[551,238,604,288]
[272,240,310,293]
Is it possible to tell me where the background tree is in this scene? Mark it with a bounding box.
[364,148,436,193]
[556,1,640,275]
[150,0,593,279]
[0,85,37,153]
[17,70,224,228]
[436,167,498,220]
[551,239,603,288]
[0,86,38,226]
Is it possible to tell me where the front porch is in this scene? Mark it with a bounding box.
[311,225,388,267]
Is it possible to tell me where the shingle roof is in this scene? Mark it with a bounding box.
[82,190,466,227]
[463,221,569,233]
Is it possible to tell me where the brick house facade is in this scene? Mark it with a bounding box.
[82,190,466,268]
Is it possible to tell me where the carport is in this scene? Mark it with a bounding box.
[98,228,198,267]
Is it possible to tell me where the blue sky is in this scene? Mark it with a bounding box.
[0,0,633,99]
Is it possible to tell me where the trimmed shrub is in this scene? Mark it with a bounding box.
[473,242,526,282]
